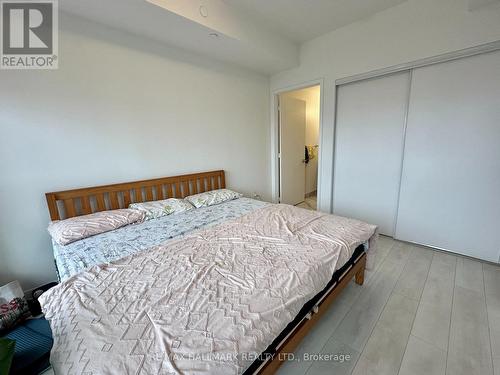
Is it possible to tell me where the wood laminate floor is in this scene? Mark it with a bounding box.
[278,236,500,375]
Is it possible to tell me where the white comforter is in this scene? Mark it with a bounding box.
[40,204,377,375]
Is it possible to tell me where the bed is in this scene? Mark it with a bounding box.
[41,170,377,374]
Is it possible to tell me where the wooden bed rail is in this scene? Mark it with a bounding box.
[45,170,225,221]
[258,253,366,374]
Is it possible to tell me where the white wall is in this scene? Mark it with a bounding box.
[282,86,320,195]
[271,0,500,212]
[0,14,271,290]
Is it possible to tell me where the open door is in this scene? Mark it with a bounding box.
[279,95,306,205]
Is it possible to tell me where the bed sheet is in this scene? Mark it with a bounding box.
[53,198,269,281]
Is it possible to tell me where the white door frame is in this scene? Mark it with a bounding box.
[270,78,324,206]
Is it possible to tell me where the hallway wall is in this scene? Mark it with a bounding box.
[282,86,320,195]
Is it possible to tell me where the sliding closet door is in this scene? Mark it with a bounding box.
[395,51,500,262]
[333,71,410,236]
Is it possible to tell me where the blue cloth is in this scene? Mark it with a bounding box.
[3,318,53,374]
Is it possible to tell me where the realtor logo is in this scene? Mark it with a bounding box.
[1,0,58,69]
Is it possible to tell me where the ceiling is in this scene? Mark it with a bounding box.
[468,0,500,10]
[60,0,299,74]
[60,0,409,74]
[224,0,409,43]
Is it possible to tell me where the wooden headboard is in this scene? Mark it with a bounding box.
[45,170,226,221]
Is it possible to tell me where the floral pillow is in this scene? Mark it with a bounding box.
[48,209,145,245]
[129,198,194,220]
[185,189,242,208]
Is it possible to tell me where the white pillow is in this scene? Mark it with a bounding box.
[48,209,145,246]
[129,198,194,220]
[185,189,242,208]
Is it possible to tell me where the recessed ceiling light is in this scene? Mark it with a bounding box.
[199,5,208,17]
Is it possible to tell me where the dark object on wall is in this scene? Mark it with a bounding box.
[304,146,310,164]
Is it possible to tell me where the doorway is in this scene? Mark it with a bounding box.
[277,84,321,210]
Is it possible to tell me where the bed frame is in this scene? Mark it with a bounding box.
[257,252,365,374]
[45,170,225,220]
[44,169,366,374]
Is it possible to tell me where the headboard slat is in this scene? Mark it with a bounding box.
[189,180,195,195]
[81,196,92,215]
[95,194,106,212]
[45,170,226,221]
[109,191,120,210]
[47,194,60,221]
[166,184,173,198]
[145,186,154,201]
[182,181,189,198]
[64,199,76,218]
[220,173,226,189]
[134,188,143,203]
[156,185,164,200]
[123,191,131,207]
[199,179,206,193]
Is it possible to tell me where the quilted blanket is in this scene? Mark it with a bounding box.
[40,204,377,375]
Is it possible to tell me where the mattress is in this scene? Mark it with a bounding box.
[53,197,269,281]
[41,204,377,374]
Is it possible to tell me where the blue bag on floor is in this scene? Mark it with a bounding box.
[2,318,53,374]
